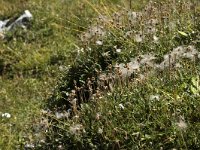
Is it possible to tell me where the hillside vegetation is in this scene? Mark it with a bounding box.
[0,0,199,149]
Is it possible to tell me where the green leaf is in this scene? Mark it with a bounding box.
[190,76,200,95]
[191,76,199,88]
[178,31,188,37]
[190,86,198,95]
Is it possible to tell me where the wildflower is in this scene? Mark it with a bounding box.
[135,34,143,42]
[149,19,158,25]
[128,11,137,23]
[171,46,184,56]
[96,40,103,45]
[125,31,133,38]
[98,127,103,134]
[183,52,195,59]
[182,46,198,60]
[150,95,160,101]
[58,145,63,149]
[24,143,35,148]
[128,61,140,70]
[118,63,125,69]
[2,113,11,118]
[175,63,182,68]
[59,65,67,71]
[120,67,128,77]
[119,103,125,109]
[147,27,157,34]
[55,112,62,119]
[177,116,187,130]
[71,98,77,106]
[69,124,83,135]
[158,46,186,70]
[116,48,121,53]
[153,35,159,43]
[96,113,101,120]
[74,115,79,119]
[55,112,69,119]
[99,73,107,81]
[139,54,156,67]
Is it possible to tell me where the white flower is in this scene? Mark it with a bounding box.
[128,11,137,23]
[139,54,156,67]
[55,112,69,119]
[118,63,125,69]
[120,67,128,77]
[182,47,198,60]
[116,49,121,53]
[171,46,184,56]
[2,113,11,118]
[55,112,63,119]
[175,63,182,68]
[24,143,34,148]
[74,115,79,119]
[135,34,143,42]
[96,40,103,45]
[119,103,125,109]
[96,113,101,120]
[177,117,187,130]
[58,145,63,149]
[183,53,195,59]
[98,127,103,134]
[69,124,83,135]
[153,35,159,42]
[125,31,133,37]
[147,27,157,34]
[59,65,67,71]
[71,98,77,106]
[150,95,160,101]
[128,61,140,70]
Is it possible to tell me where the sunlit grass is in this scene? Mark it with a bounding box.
[0,0,199,149]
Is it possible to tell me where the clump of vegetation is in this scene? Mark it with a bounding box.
[49,0,199,110]
[44,0,200,149]
[44,60,200,149]
[0,0,82,149]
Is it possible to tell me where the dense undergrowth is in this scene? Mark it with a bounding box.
[44,60,200,149]
[45,0,200,149]
[0,0,200,149]
[50,0,200,109]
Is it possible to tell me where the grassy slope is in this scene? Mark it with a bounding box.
[43,0,200,149]
[0,0,127,149]
[0,0,199,149]
[0,0,77,149]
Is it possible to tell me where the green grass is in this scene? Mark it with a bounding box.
[0,0,199,149]
[45,61,200,149]
[0,77,52,149]
[0,0,78,149]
